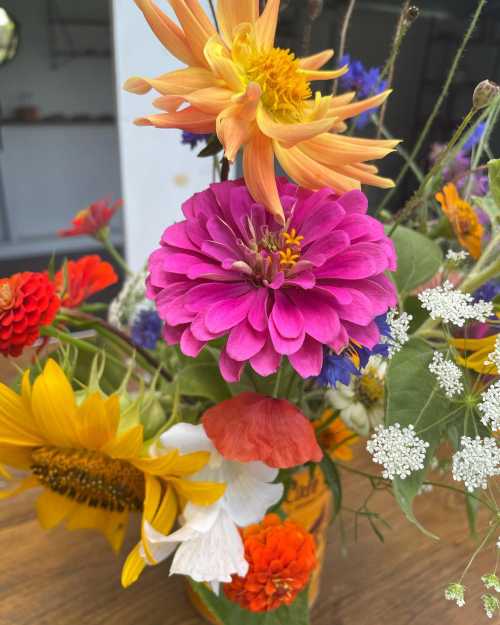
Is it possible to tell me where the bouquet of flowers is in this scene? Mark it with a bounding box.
[1,0,500,622]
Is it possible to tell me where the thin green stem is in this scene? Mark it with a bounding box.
[332,0,357,96]
[460,522,499,582]
[97,233,132,276]
[273,366,283,399]
[376,0,487,215]
[373,114,424,181]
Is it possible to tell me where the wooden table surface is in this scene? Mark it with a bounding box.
[0,356,490,624]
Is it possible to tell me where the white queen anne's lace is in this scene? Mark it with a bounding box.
[428,352,464,398]
[382,309,412,358]
[367,424,429,480]
[418,281,493,326]
[452,436,500,492]
[478,381,500,431]
[485,336,500,372]
[446,250,469,262]
[445,583,465,608]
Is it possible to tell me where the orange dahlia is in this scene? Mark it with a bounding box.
[125,0,398,222]
[435,182,483,259]
[224,514,316,612]
[0,272,60,357]
[54,255,118,309]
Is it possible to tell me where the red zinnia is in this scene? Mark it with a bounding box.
[224,514,317,613]
[0,272,60,357]
[202,392,323,469]
[54,255,118,308]
[58,197,121,238]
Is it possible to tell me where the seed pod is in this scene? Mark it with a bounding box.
[405,6,420,23]
[473,80,500,110]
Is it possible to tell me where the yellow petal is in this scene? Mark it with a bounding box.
[169,0,216,66]
[243,132,284,223]
[31,359,80,448]
[134,0,198,66]
[76,393,119,450]
[170,477,226,506]
[36,489,77,529]
[102,424,144,459]
[256,106,336,148]
[204,35,244,92]
[298,49,334,70]
[135,107,216,133]
[141,483,177,564]
[169,451,211,476]
[255,0,279,50]
[330,89,392,121]
[216,0,259,45]
[335,164,395,189]
[121,544,146,588]
[300,133,397,165]
[66,504,128,553]
[185,87,234,115]
[143,474,162,523]
[0,443,32,470]
[132,449,180,476]
[0,474,38,500]
[0,380,42,447]
[300,65,348,82]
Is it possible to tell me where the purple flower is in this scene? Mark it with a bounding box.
[181,131,212,150]
[463,122,486,153]
[131,309,162,350]
[473,279,500,303]
[147,178,397,382]
[338,54,388,129]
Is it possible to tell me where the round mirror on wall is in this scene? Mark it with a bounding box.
[0,7,19,66]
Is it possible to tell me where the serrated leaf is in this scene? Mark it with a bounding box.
[190,582,310,625]
[319,454,342,516]
[389,226,443,297]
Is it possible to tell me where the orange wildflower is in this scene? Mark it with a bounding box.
[125,0,398,222]
[54,255,118,308]
[224,514,316,612]
[436,183,483,259]
[314,409,358,461]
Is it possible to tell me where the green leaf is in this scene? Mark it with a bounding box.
[385,338,458,539]
[190,582,310,625]
[473,193,500,233]
[389,226,443,297]
[319,454,342,516]
[487,159,500,210]
[176,363,232,403]
[197,134,223,157]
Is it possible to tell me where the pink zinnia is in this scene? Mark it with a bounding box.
[147,178,397,382]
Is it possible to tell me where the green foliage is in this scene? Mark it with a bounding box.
[487,158,500,214]
[319,454,342,516]
[176,362,231,403]
[389,226,443,298]
[190,582,310,625]
[197,134,223,157]
[385,339,460,538]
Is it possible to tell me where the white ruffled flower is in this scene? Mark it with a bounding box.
[452,436,500,492]
[418,281,493,326]
[140,423,283,589]
[367,424,429,480]
[478,381,500,431]
[446,250,469,263]
[428,352,464,398]
[382,309,412,358]
[485,336,500,371]
[327,356,386,436]
[445,583,465,608]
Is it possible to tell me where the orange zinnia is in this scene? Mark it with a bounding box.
[436,182,483,259]
[54,255,118,308]
[224,514,316,612]
[125,0,398,222]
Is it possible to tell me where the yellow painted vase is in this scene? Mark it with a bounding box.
[188,466,333,623]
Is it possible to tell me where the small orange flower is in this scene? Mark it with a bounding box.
[436,183,483,259]
[314,408,358,461]
[54,255,118,308]
[224,514,316,613]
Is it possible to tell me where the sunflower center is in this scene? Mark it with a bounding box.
[245,47,311,122]
[0,282,13,310]
[355,369,384,408]
[31,446,145,513]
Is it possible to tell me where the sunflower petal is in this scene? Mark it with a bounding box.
[255,0,279,50]
[0,444,33,470]
[121,544,146,588]
[0,381,42,447]
[65,504,128,553]
[102,425,144,459]
[77,393,119,450]
[36,489,77,528]
[170,477,226,506]
[141,484,178,564]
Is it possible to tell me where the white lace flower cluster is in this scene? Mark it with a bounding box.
[418,281,493,326]
[367,424,429,480]
[478,381,500,431]
[428,352,464,398]
[485,336,500,372]
[452,436,500,492]
[482,594,500,619]
[445,583,466,608]
[446,250,469,263]
[382,309,413,358]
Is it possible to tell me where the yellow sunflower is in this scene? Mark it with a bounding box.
[125,0,398,222]
[314,408,358,461]
[0,359,225,559]
[450,329,499,375]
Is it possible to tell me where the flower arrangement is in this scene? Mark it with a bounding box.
[1,0,500,623]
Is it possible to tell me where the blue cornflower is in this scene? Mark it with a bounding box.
[473,279,500,303]
[131,309,163,350]
[338,54,388,129]
[463,122,486,153]
[181,130,212,149]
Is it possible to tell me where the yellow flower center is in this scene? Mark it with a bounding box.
[356,369,384,408]
[0,282,13,310]
[75,208,90,221]
[244,47,311,122]
[31,447,145,513]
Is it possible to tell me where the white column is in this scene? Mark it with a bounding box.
[111,0,215,271]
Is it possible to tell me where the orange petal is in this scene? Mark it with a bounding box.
[153,94,186,112]
[243,132,284,223]
[300,133,397,165]
[217,0,259,45]
[134,0,197,66]
[204,35,245,92]
[124,67,217,96]
[169,0,216,66]
[185,87,234,115]
[331,89,392,121]
[255,0,279,50]
[217,83,261,161]
[135,106,216,132]
[300,65,348,82]
[256,106,337,148]
[298,49,334,70]
[335,164,395,188]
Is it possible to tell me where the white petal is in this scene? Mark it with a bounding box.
[172,502,221,537]
[141,522,178,564]
[160,423,213,454]
[170,508,248,583]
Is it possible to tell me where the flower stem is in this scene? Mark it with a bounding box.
[373,114,424,181]
[97,232,132,276]
[376,0,487,216]
[220,157,230,182]
[332,0,357,96]
[460,522,499,582]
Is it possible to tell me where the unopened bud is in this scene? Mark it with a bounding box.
[307,0,323,21]
[404,6,420,23]
[473,80,500,110]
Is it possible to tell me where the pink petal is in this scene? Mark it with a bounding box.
[163,323,184,345]
[288,336,323,378]
[270,291,304,339]
[268,314,305,355]
[250,338,281,376]
[219,348,245,382]
[204,292,256,333]
[247,288,269,332]
[336,190,368,215]
[343,320,380,348]
[288,288,341,344]
[285,271,316,289]
[161,221,198,251]
[180,327,205,357]
[226,320,267,361]
[185,282,251,313]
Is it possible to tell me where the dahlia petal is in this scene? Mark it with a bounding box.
[288,336,324,378]
[185,87,234,116]
[331,89,392,121]
[216,0,259,47]
[287,289,341,344]
[219,349,245,383]
[268,315,305,355]
[336,164,395,189]
[256,107,337,148]
[342,320,380,349]
[298,49,334,70]
[270,291,304,339]
[127,68,217,97]
[226,320,267,361]
[204,293,256,333]
[180,327,205,357]
[255,0,279,50]
[168,0,216,67]
[135,107,215,133]
[204,36,245,93]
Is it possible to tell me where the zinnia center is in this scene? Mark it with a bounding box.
[31,447,145,512]
[0,283,13,310]
[244,47,311,121]
[356,371,384,408]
